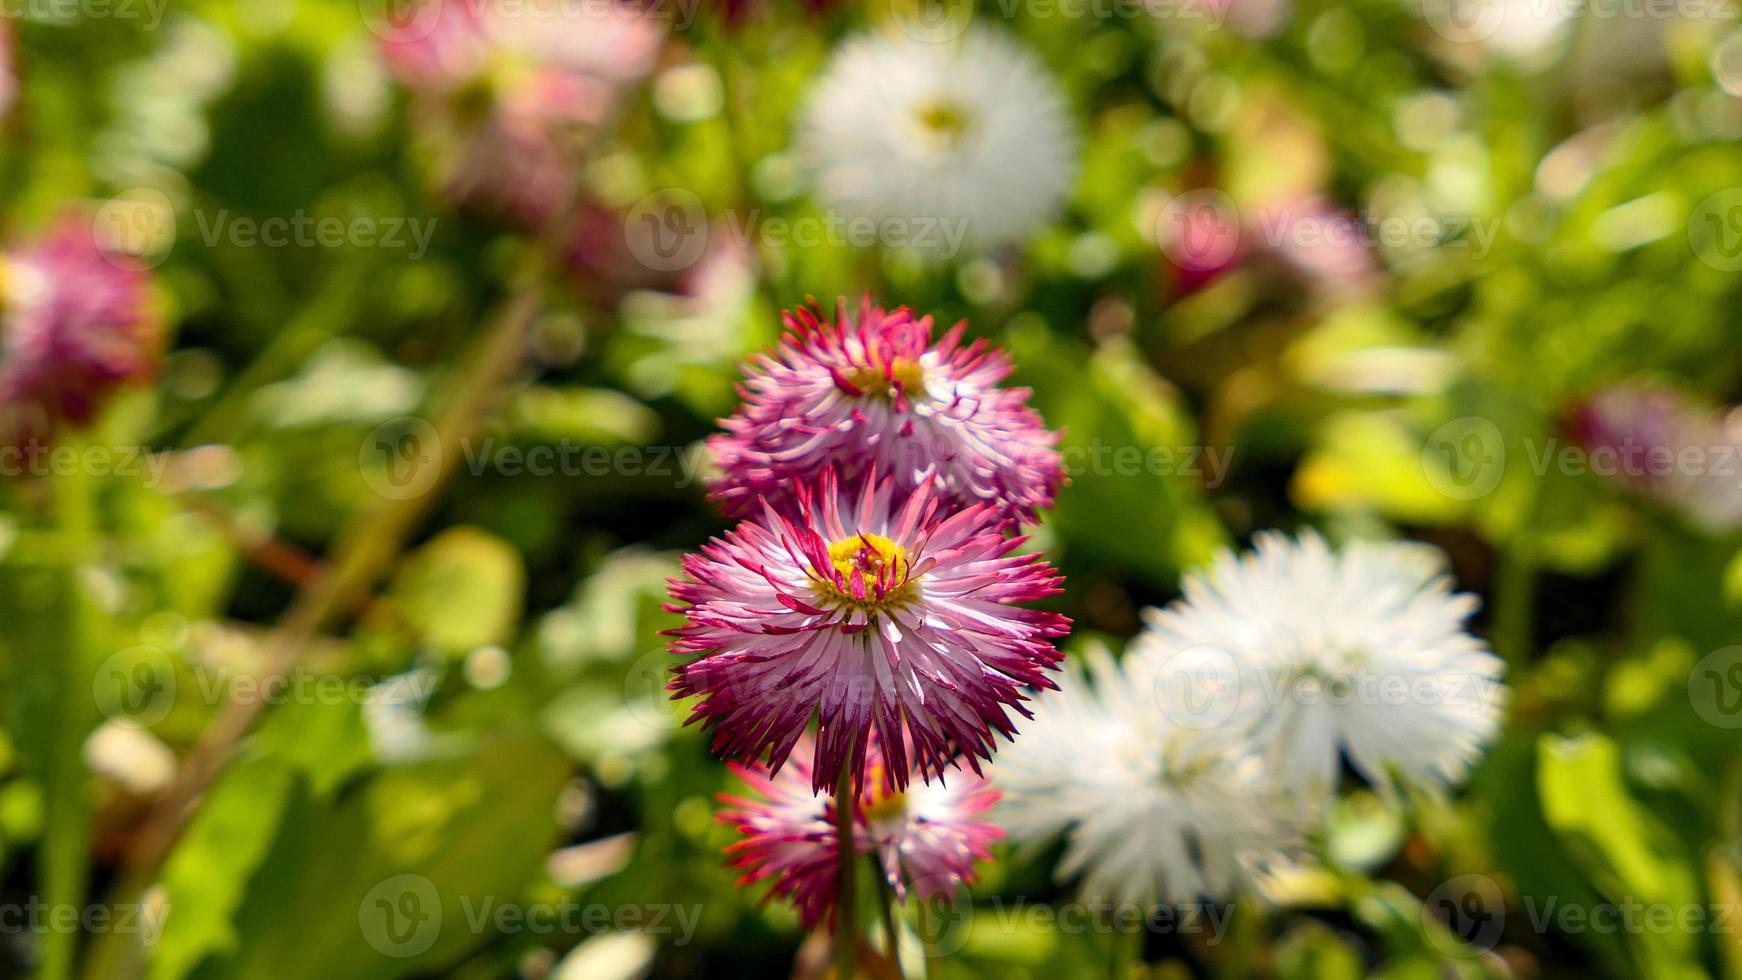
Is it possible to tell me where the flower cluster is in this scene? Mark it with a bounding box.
[670,297,1069,927]
[0,214,160,448]
[377,0,663,228]
[997,532,1506,905]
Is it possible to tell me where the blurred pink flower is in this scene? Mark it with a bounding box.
[0,214,158,444]
[718,731,1001,929]
[668,468,1069,797]
[1568,384,1742,533]
[708,298,1065,522]
[0,17,16,123]
[379,0,663,227]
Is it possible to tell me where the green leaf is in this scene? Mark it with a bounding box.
[1537,733,1704,980]
[389,527,525,656]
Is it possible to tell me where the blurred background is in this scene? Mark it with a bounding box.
[1,0,1742,977]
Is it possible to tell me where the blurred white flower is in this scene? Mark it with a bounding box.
[995,644,1296,905]
[797,27,1077,255]
[1139,532,1505,799]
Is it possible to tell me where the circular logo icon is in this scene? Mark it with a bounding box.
[1151,645,1242,730]
[1158,189,1240,273]
[1422,417,1505,501]
[93,645,177,729]
[623,649,680,732]
[1691,646,1742,729]
[359,874,442,958]
[909,876,973,957]
[359,416,441,501]
[624,189,709,273]
[886,0,974,43]
[358,0,443,44]
[1420,0,1506,43]
[93,189,175,269]
[1690,190,1742,272]
[1422,873,1504,956]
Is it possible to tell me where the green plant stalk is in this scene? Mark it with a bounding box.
[1493,537,1535,671]
[1111,920,1142,979]
[873,862,904,979]
[40,443,100,980]
[835,765,858,980]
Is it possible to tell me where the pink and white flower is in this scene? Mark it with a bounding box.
[668,468,1069,795]
[0,214,158,444]
[378,0,663,227]
[719,732,1001,929]
[708,298,1065,522]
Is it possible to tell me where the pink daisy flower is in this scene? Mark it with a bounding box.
[378,0,663,227]
[718,733,1002,930]
[668,468,1069,796]
[0,214,158,444]
[707,298,1065,523]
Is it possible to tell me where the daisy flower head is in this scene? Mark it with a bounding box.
[796,26,1077,256]
[378,0,663,227]
[718,732,1001,929]
[668,467,1070,796]
[0,214,159,445]
[995,644,1297,905]
[1139,532,1505,799]
[708,298,1065,521]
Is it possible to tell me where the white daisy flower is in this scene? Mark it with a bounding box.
[995,643,1297,905]
[796,26,1078,255]
[1139,532,1506,799]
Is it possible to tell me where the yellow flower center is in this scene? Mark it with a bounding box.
[862,788,908,823]
[844,357,927,398]
[860,761,908,822]
[819,533,918,611]
[913,98,971,149]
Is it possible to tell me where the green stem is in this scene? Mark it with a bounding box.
[1111,920,1142,979]
[1493,538,1535,672]
[834,765,858,980]
[873,863,904,978]
[41,442,101,980]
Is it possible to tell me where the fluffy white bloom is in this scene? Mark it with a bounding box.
[995,644,1296,905]
[796,27,1078,254]
[1139,532,1505,798]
